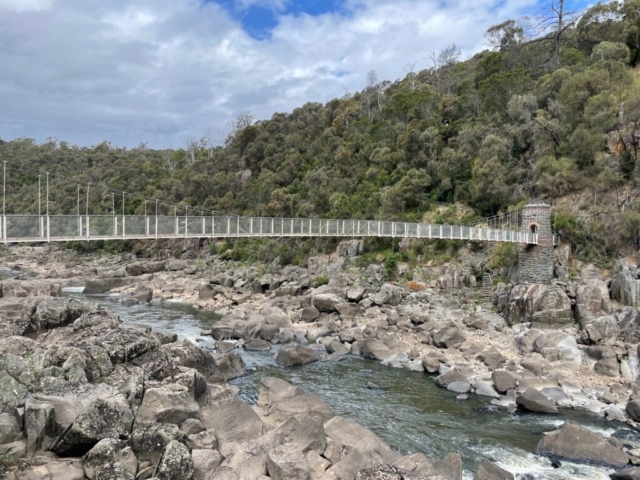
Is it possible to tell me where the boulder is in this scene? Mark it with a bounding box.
[581,315,620,345]
[477,349,506,369]
[267,393,334,425]
[474,459,514,480]
[266,442,311,480]
[1,280,61,298]
[611,259,640,306]
[504,284,572,327]
[276,414,326,455]
[50,397,134,455]
[373,284,404,306]
[134,385,200,428]
[257,377,304,410]
[516,388,558,414]
[94,462,135,480]
[354,465,429,480]
[312,294,343,313]
[362,339,395,361]
[627,399,640,422]
[244,339,271,351]
[575,280,614,322]
[324,416,400,467]
[595,357,620,377]
[347,286,366,302]
[155,440,194,480]
[125,261,166,277]
[82,439,136,480]
[274,344,319,367]
[433,326,466,349]
[131,423,188,465]
[300,307,321,323]
[193,449,224,480]
[612,467,640,480]
[491,371,517,394]
[200,396,265,449]
[536,423,630,468]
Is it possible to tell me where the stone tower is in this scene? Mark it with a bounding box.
[518,203,554,284]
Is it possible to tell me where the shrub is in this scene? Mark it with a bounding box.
[490,243,518,269]
[316,275,330,286]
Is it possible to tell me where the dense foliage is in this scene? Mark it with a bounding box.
[2,1,640,264]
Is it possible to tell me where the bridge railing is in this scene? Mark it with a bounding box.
[0,215,538,245]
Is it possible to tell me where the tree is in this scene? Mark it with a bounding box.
[532,0,582,66]
[404,62,419,91]
[427,44,461,94]
[485,20,526,51]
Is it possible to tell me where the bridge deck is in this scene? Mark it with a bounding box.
[0,215,539,245]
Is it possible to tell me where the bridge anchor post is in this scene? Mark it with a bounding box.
[517,203,554,284]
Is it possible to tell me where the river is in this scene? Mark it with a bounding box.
[65,291,640,479]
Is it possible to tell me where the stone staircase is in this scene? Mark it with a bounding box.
[481,272,494,305]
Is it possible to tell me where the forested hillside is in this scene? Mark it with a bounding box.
[2,0,640,265]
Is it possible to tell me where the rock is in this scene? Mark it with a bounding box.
[300,307,321,323]
[1,280,61,298]
[536,423,630,468]
[612,467,640,479]
[134,385,200,428]
[517,330,582,371]
[94,462,135,480]
[306,450,331,477]
[166,259,188,271]
[595,357,620,377]
[475,382,499,398]
[433,326,466,349]
[347,286,366,302]
[181,418,206,435]
[266,442,311,480]
[575,280,614,322]
[82,439,136,480]
[516,388,558,414]
[193,449,224,480]
[24,398,55,454]
[477,349,506,369]
[244,339,271,351]
[276,414,326,455]
[447,381,472,394]
[155,440,194,480]
[581,315,620,345]
[51,397,134,455]
[85,277,137,294]
[435,369,469,388]
[217,429,285,478]
[125,261,166,276]
[267,392,334,425]
[492,371,517,394]
[10,459,86,479]
[504,284,572,327]
[275,344,319,367]
[337,239,363,258]
[362,339,395,361]
[131,423,188,465]
[627,400,640,422]
[258,377,304,410]
[611,259,640,306]
[373,284,404,306]
[422,356,441,374]
[354,465,427,480]
[474,458,514,480]
[211,352,245,382]
[0,412,22,445]
[188,429,219,450]
[312,293,343,313]
[200,396,265,449]
[324,416,400,466]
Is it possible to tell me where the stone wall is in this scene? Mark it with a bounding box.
[518,204,554,284]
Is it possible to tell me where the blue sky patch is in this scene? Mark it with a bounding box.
[211,0,345,40]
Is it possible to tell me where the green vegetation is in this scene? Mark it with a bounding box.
[316,275,330,286]
[2,1,640,265]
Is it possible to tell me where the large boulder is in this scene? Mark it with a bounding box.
[580,315,620,345]
[362,339,395,361]
[355,464,437,480]
[516,329,581,371]
[516,388,558,414]
[323,416,400,467]
[276,414,326,455]
[200,396,265,449]
[619,308,640,343]
[536,423,630,468]
[266,442,311,480]
[433,326,466,349]
[125,261,166,277]
[155,440,194,480]
[133,384,200,428]
[131,423,188,465]
[474,459,513,480]
[275,344,319,367]
[504,284,572,327]
[82,439,137,480]
[50,397,135,454]
[312,293,343,313]
[372,284,405,306]
[575,280,614,322]
[257,377,304,410]
[611,259,640,306]
[1,280,61,298]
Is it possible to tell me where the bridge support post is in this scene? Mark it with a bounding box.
[518,203,554,284]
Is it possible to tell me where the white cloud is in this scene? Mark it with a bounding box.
[0,0,538,148]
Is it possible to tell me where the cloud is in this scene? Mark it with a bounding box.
[0,0,538,148]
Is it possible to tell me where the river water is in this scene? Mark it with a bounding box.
[64,292,640,479]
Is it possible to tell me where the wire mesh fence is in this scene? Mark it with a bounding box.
[0,215,541,244]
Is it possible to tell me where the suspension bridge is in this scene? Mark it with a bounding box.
[0,161,557,283]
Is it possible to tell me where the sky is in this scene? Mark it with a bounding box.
[0,0,594,148]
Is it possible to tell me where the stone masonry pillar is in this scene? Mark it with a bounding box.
[518,203,554,284]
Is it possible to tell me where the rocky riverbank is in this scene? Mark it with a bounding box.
[4,243,640,478]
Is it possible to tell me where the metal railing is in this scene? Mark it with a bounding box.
[0,215,539,245]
